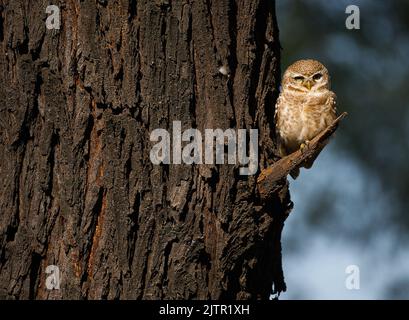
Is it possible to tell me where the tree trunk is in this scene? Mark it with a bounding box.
[0,0,290,299]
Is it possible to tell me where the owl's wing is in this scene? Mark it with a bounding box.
[329,91,337,116]
[274,95,281,125]
[274,95,288,157]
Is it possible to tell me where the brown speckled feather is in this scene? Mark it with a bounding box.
[275,59,337,178]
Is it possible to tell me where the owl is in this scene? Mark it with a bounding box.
[275,59,337,178]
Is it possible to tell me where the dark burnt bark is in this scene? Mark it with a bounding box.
[0,0,290,299]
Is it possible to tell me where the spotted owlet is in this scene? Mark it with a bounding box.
[275,59,337,178]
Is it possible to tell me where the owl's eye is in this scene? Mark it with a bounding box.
[293,76,304,81]
[313,73,322,81]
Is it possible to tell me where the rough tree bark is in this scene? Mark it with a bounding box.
[0,0,291,299]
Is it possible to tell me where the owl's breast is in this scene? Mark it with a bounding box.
[276,90,336,153]
[300,91,336,140]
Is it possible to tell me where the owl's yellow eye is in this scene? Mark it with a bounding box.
[293,76,304,81]
[313,73,322,81]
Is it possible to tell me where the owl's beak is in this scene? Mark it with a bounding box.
[303,80,313,90]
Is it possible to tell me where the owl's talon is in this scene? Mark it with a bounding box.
[300,140,310,153]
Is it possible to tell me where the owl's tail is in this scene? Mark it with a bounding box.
[290,168,300,179]
[303,150,321,169]
[290,151,321,179]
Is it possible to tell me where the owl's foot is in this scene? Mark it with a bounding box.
[300,140,310,153]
